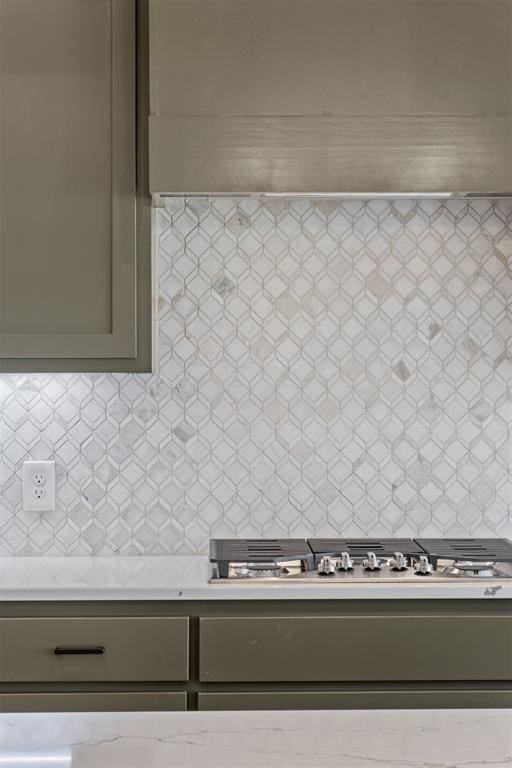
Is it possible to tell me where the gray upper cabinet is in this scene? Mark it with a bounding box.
[149,0,512,196]
[0,0,151,372]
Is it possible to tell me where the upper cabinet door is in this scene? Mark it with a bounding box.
[149,0,512,196]
[0,0,151,372]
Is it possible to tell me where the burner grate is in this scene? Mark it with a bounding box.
[210,539,314,578]
[308,538,425,563]
[211,538,312,560]
[415,538,512,564]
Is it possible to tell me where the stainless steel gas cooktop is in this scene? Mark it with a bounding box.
[209,538,512,583]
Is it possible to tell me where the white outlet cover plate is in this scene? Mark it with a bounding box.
[22,460,56,512]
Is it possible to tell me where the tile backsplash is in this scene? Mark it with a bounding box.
[0,197,510,555]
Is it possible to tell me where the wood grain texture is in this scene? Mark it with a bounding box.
[150,114,512,194]
[149,0,512,194]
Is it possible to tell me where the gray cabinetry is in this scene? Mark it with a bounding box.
[199,615,512,682]
[149,0,512,196]
[0,0,151,372]
[1,600,510,712]
[0,617,189,682]
[198,689,512,711]
[0,692,187,713]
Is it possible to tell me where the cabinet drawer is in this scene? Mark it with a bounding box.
[198,688,512,711]
[0,617,189,682]
[200,615,512,682]
[0,691,187,713]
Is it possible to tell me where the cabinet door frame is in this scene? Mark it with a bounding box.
[0,0,151,371]
[199,614,512,682]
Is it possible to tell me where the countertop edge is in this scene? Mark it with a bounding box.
[1,583,511,601]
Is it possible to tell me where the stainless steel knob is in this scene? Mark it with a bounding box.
[390,551,408,571]
[336,551,354,571]
[414,555,433,575]
[317,555,336,575]
[363,551,381,571]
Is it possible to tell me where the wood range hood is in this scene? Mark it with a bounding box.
[148,0,512,200]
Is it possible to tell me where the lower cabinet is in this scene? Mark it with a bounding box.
[0,614,190,713]
[198,689,512,711]
[0,692,187,713]
[0,617,189,682]
[199,615,512,682]
[1,602,511,712]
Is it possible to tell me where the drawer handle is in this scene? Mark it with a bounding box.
[54,645,105,656]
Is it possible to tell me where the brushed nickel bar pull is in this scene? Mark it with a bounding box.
[54,645,105,655]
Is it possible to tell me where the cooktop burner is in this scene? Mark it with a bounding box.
[415,538,512,565]
[210,539,314,579]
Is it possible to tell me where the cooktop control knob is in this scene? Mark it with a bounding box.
[414,555,433,576]
[317,556,336,576]
[363,551,382,571]
[336,551,354,571]
[390,551,408,571]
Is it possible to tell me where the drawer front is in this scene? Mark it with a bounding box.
[200,615,512,682]
[198,689,512,711]
[0,617,189,682]
[0,691,187,713]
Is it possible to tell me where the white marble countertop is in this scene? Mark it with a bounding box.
[0,709,510,767]
[0,556,511,601]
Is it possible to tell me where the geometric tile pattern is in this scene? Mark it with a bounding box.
[0,197,510,555]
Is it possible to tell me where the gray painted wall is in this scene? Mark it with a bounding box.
[0,197,510,555]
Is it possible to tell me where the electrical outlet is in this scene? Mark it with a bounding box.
[23,461,55,512]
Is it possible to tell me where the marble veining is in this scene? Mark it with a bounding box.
[0,709,510,767]
[0,555,511,600]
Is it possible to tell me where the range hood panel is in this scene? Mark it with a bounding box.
[149,0,512,196]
